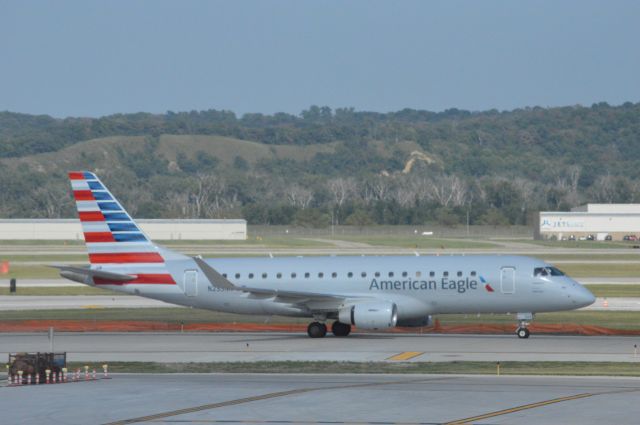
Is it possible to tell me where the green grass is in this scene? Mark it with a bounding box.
[161,236,332,248]
[0,254,88,262]
[0,286,122,296]
[0,309,639,330]
[2,265,59,279]
[522,240,636,249]
[0,308,309,324]
[584,284,640,298]
[56,361,640,376]
[330,236,498,249]
[441,311,640,330]
[552,263,640,278]
[0,240,84,246]
[542,254,640,261]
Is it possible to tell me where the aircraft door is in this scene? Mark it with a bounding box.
[184,270,198,297]
[500,267,515,294]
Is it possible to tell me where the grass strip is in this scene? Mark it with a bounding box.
[1,309,639,330]
[59,361,640,376]
[0,287,123,296]
[553,263,640,278]
[584,284,640,297]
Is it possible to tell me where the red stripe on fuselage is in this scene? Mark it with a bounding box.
[94,273,176,285]
[73,190,95,201]
[84,232,115,243]
[68,172,85,180]
[89,252,164,264]
[79,211,105,221]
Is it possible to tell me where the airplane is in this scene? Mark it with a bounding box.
[56,171,596,339]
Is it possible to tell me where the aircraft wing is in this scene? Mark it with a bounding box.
[193,257,367,312]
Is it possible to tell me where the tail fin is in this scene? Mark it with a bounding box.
[68,171,185,285]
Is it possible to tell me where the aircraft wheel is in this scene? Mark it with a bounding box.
[516,327,530,339]
[307,322,327,338]
[331,321,351,337]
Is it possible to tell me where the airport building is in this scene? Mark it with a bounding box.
[0,219,247,240]
[537,204,640,241]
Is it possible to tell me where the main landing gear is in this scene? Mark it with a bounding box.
[516,312,533,339]
[306,321,352,338]
[307,322,327,338]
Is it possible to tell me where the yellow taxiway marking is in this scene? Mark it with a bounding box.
[387,351,424,361]
[444,392,594,424]
[82,305,105,309]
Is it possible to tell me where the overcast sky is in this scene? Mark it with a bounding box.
[1,0,639,118]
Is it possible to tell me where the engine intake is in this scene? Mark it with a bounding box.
[339,302,398,330]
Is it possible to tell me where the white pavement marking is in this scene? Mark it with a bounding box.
[3,333,640,363]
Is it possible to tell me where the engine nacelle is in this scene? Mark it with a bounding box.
[338,302,398,330]
[396,315,434,328]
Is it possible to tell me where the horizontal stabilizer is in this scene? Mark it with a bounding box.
[51,264,136,283]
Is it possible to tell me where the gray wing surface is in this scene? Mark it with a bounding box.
[193,256,370,312]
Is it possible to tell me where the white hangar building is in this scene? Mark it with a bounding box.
[537,204,640,241]
[0,219,247,241]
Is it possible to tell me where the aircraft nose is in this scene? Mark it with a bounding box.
[572,284,596,307]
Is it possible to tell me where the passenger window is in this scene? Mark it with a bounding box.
[235,273,241,279]
[305,272,310,278]
[262,273,267,279]
[318,272,324,278]
[389,272,394,277]
[361,272,367,277]
[347,272,353,278]
[443,271,449,277]
[402,271,408,277]
[276,273,282,279]
[429,271,435,277]
[291,273,296,278]
[471,271,476,277]
[332,272,337,278]
[375,272,380,277]
[457,271,462,277]
[416,271,421,277]
[249,273,254,279]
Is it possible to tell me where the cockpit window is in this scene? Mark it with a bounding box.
[534,267,565,277]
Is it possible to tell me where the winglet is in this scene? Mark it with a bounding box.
[193,256,237,290]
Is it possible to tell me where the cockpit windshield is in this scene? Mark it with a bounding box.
[534,267,565,277]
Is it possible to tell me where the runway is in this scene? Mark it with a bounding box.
[2,332,640,362]
[1,373,639,424]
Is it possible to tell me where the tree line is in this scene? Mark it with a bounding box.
[1,102,640,226]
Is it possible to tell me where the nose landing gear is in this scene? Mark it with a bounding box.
[516,327,530,339]
[515,312,533,339]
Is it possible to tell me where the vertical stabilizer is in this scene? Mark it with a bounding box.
[68,171,184,286]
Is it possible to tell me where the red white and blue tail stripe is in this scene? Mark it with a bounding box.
[69,171,178,286]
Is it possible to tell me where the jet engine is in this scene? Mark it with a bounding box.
[396,315,434,328]
[338,302,398,330]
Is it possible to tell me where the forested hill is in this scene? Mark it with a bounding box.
[1,102,639,226]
